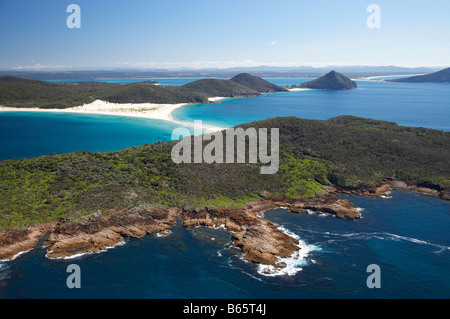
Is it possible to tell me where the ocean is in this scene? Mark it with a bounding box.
[0,190,448,299]
[0,77,449,299]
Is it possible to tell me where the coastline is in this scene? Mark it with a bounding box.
[0,180,446,274]
[0,99,227,133]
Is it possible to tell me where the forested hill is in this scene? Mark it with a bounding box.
[0,115,448,228]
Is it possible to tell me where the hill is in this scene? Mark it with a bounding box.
[0,76,115,108]
[388,67,450,83]
[0,75,281,108]
[176,78,261,98]
[297,71,357,90]
[230,73,288,93]
[96,82,208,104]
[0,115,448,229]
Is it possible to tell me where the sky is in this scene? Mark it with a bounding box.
[0,0,449,70]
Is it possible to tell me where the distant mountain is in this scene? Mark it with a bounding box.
[388,67,450,83]
[230,73,288,93]
[298,71,357,90]
[177,78,261,98]
[1,65,442,79]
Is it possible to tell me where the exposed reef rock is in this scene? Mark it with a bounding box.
[0,196,360,266]
[0,180,445,266]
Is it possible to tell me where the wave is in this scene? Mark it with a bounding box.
[256,225,321,277]
[0,249,33,263]
[301,229,450,253]
[45,240,127,260]
[155,230,172,237]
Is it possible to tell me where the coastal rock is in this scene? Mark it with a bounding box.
[440,190,450,200]
[44,208,179,259]
[0,222,57,261]
[181,205,299,266]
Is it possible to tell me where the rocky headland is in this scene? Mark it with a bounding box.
[0,180,446,270]
[0,192,361,267]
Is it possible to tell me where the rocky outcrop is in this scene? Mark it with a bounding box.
[44,207,179,259]
[1,180,445,266]
[0,195,362,267]
[0,222,57,261]
[331,179,447,200]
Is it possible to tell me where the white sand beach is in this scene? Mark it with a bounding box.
[0,100,226,132]
[287,88,314,92]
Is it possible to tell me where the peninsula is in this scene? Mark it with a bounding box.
[388,67,450,83]
[1,116,448,269]
[0,73,284,109]
[295,70,357,90]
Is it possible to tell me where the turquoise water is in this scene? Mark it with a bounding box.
[0,77,449,299]
[0,190,448,299]
[0,112,192,161]
[173,80,450,131]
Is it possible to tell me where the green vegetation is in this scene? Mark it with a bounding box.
[97,83,208,104]
[0,73,288,109]
[0,76,114,108]
[0,116,448,229]
[177,78,261,98]
[0,77,210,108]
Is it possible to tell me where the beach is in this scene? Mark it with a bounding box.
[0,99,226,132]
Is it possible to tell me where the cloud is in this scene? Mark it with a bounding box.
[267,41,277,46]
[11,63,73,70]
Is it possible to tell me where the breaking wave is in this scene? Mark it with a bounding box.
[256,225,321,277]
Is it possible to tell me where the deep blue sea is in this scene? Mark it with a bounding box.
[0,77,449,299]
[0,191,448,299]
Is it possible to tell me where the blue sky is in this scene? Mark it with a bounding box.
[0,0,449,70]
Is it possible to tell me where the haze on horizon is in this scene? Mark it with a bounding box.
[0,0,449,71]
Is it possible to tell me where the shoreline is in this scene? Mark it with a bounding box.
[0,181,446,275]
[0,99,227,133]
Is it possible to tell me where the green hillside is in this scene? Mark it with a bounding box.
[97,82,208,104]
[0,76,115,108]
[0,74,282,108]
[177,78,261,98]
[0,115,448,229]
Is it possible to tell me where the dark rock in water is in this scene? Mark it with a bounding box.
[299,70,357,90]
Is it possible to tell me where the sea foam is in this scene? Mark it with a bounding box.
[257,225,321,277]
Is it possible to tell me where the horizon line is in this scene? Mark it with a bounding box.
[1,64,447,73]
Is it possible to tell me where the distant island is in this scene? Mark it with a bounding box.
[0,73,286,109]
[1,116,448,268]
[293,71,357,90]
[388,67,450,83]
